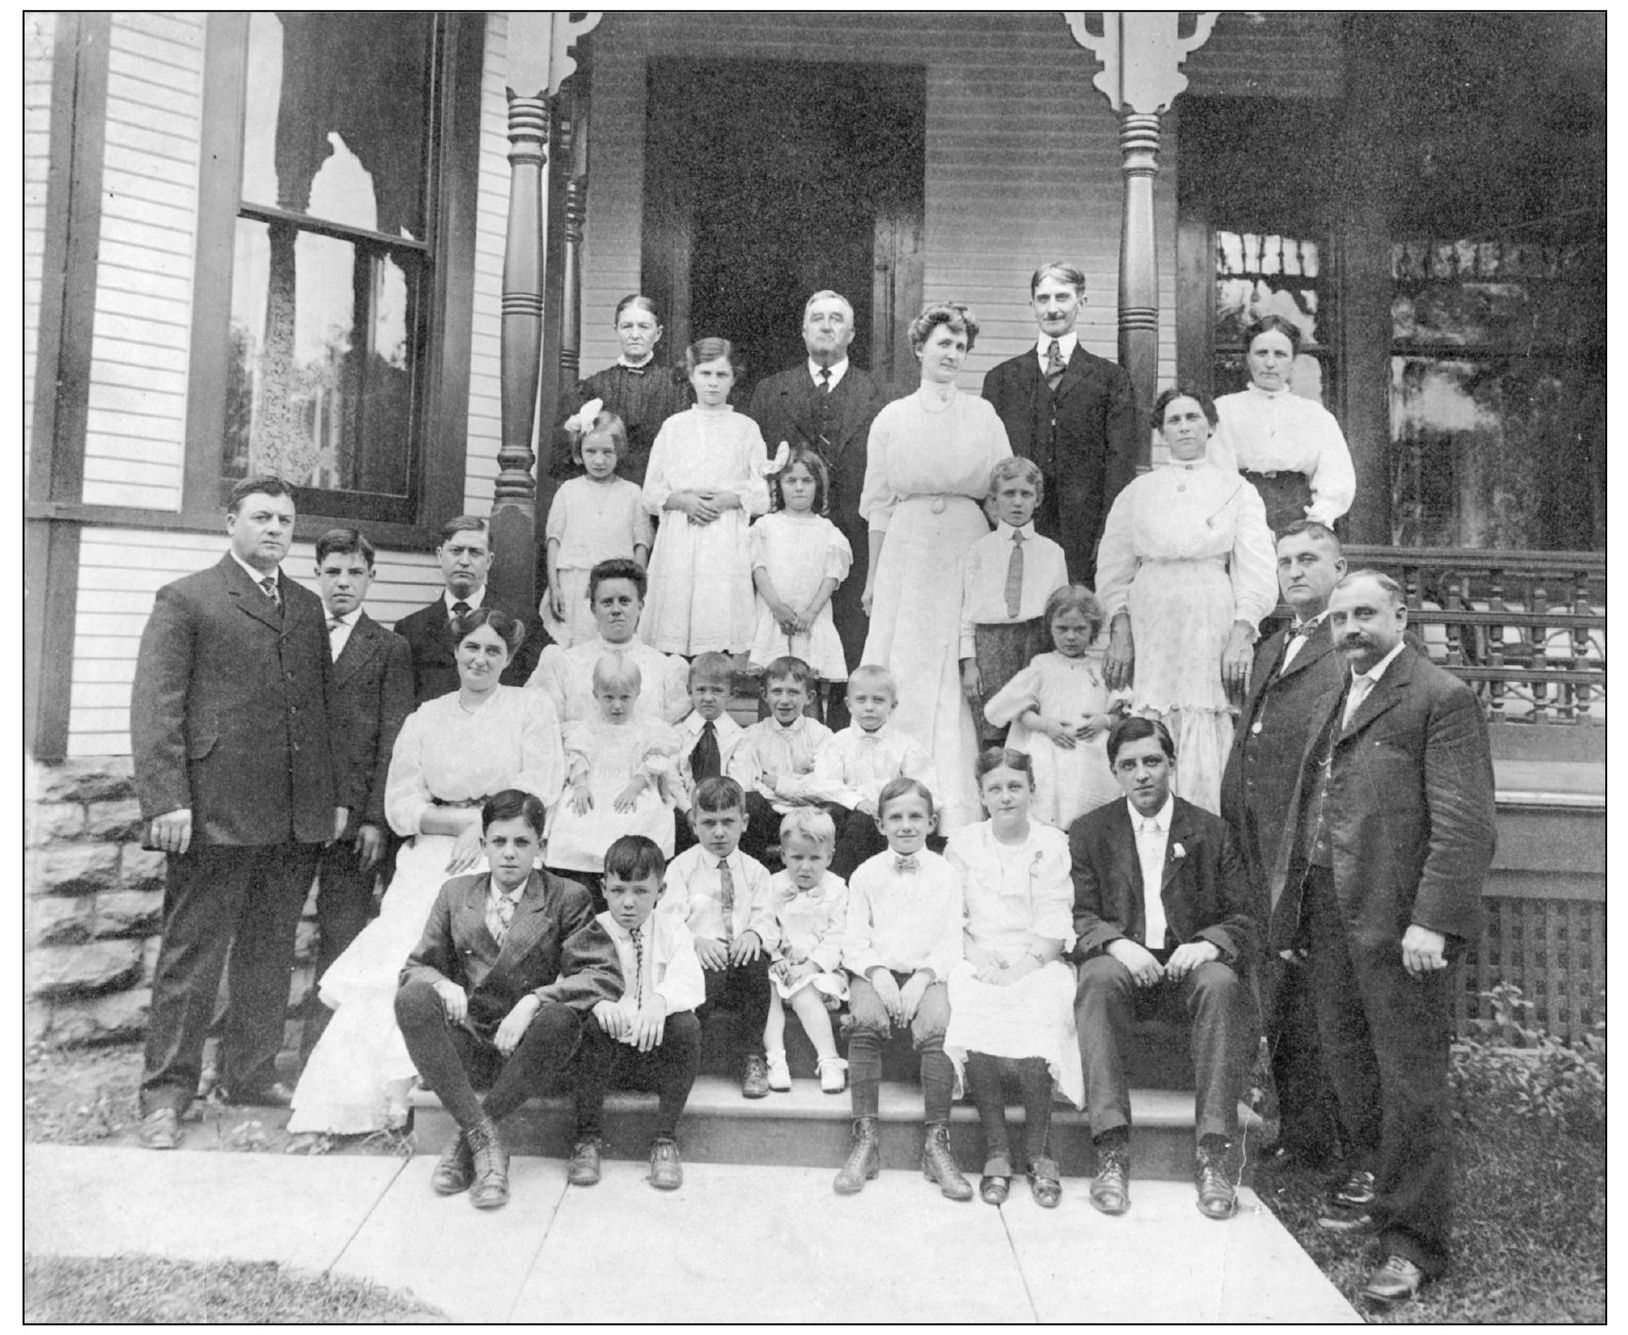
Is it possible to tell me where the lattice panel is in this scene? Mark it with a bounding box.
[1455,896,1605,1041]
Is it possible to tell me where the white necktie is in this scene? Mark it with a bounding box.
[1343,673,1376,728]
[1138,818,1168,951]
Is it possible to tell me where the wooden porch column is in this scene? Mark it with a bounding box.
[490,12,600,613]
[1064,12,1218,468]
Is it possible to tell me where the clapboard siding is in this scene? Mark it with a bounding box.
[24,11,56,481]
[81,11,204,511]
[461,12,508,517]
[68,528,449,757]
[580,12,1336,392]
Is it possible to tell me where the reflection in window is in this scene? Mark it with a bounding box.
[1390,235,1604,550]
[1213,230,1332,404]
[223,13,433,502]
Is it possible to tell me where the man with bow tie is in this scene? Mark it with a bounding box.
[1069,717,1258,1222]
[1268,571,1493,1306]
[298,528,415,1064]
[130,477,350,1146]
[982,262,1140,579]
[1220,519,1347,1168]
[746,290,889,723]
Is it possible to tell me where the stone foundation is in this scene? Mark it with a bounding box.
[26,757,321,1053]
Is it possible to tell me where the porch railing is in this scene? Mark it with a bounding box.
[1301,546,1607,725]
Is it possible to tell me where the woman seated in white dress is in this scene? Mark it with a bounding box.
[289,609,565,1138]
[944,748,1084,1209]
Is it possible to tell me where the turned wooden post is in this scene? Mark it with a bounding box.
[490,12,602,614]
[1064,11,1218,469]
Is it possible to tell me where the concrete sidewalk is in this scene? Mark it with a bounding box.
[25,1144,1360,1322]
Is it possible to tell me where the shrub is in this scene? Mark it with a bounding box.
[1451,982,1605,1141]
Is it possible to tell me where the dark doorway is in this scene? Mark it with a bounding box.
[643,58,925,400]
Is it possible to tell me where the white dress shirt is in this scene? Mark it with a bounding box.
[803,723,940,811]
[674,708,746,809]
[959,522,1070,657]
[326,606,362,660]
[1034,331,1079,369]
[443,586,487,615]
[841,848,965,982]
[809,357,850,392]
[1343,640,1407,728]
[229,550,281,597]
[597,909,705,1030]
[660,844,779,948]
[1280,611,1328,673]
[1129,794,1174,951]
[727,714,833,813]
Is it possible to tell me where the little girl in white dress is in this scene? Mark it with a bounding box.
[639,338,769,655]
[546,654,682,877]
[541,404,653,647]
[749,445,853,710]
[984,584,1125,828]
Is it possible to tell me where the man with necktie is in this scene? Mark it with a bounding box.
[131,478,350,1146]
[1269,571,1494,1305]
[1069,717,1259,1222]
[746,290,890,722]
[298,528,415,1063]
[1219,519,1347,1167]
[393,516,548,703]
[982,262,1140,579]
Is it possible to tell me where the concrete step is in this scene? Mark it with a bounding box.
[409,1076,1261,1183]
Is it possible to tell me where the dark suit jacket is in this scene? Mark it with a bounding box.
[746,364,891,663]
[1269,645,1495,958]
[399,869,622,1038]
[393,595,549,705]
[329,611,415,830]
[130,555,343,845]
[982,344,1139,578]
[1219,618,1344,895]
[1069,796,1259,969]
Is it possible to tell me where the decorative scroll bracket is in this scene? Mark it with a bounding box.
[1062,11,1219,114]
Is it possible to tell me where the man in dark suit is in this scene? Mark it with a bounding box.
[1220,519,1346,1166]
[395,790,621,1210]
[298,527,415,1063]
[131,477,349,1147]
[1071,717,1259,1222]
[1274,570,1495,1305]
[393,516,548,703]
[981,262,1140,578]
[746,290,889,723]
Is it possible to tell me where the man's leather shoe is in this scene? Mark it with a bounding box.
[741,1055,771,1099]
[1361,1254,1425,1306]
[568,1138,603,1187]
[1318,1167,1377,1231]
[430,1131,473,1195]
[1090,1144,1130,1215]
[648,1137,683,1191]
[466,1117,509,1210]
[833,1116,880,1194]
[1194,1144,1237,1220]
[921,1124,973,1201]
[138,1107,182,1150]
[221,1081,295,1109]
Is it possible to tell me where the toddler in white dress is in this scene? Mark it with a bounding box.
[547,656,681,883]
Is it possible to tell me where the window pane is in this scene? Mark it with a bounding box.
[1214,231,1324,348]
[240,13,431,239]
[225,217,418,496]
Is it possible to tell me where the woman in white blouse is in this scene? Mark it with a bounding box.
[290,608,566,1138]
[859,302,1012,829]
[1096,388,1277,814]
[1209,314,1356,533]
